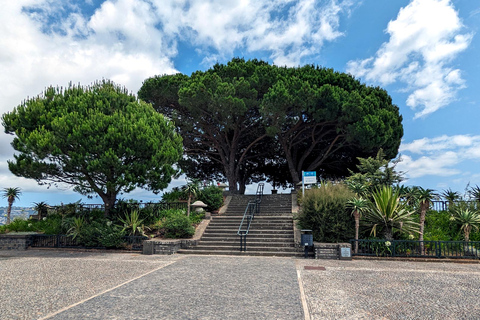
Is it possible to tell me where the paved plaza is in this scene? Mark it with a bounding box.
[1,250,479,319]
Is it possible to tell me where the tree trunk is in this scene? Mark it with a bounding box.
[354,211,359,253]
[281,140,301,186]
[239,183,246,195]
[101,193,117,217]
[6,201,12,224]
[419,202,427,255]
[384,228,393,241]
[187,194,192,217]
[465,226,471,242]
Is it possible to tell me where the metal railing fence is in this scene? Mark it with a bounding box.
[430,200,478,212]
[351,239,480,259]
[237,183,264,251]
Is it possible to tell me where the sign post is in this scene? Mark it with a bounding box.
[302,171,317,198]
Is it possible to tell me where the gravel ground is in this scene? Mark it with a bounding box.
[0,250,180,320]
[296,259,480,320]
[2,250,480,320]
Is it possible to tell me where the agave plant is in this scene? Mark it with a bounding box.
[451,207,480,242]
[362,186,419,240]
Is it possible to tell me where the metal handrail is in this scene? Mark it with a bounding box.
[237,183,264,251]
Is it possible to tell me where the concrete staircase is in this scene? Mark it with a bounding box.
[177,194,303,257]
[224,194,293,216]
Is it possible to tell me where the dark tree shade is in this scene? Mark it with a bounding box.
[2,80,183,215]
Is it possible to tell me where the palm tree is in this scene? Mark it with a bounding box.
[347,197,369,253]
[441,188,461,208]
[416,187,438,254]
[2,187,21,224]
[452,207,480,242]
[362,186,419,240]
[468,185,480,202]
[33,201,49,219]
[346,181,368,198]
[183,180,200,217]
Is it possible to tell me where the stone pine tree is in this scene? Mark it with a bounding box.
[2,80,183,216]
[139,58,403,191]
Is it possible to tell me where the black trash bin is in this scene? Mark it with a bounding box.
[300,229,313,258]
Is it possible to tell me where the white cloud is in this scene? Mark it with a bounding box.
[1,0,351,200]
[151,0,353,66]
[346,0,473,118]
[398,135,480,179]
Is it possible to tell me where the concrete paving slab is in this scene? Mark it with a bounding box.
[44,255,304,320]
[296,259,480,320]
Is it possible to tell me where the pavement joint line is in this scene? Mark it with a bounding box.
[37,258,182,320]
[296,268,311,320]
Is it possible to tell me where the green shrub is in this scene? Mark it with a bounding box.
[97,222,125,248]
[3,218,36,232]
[36,214,65,234]
[162,212,195,239]
[424,210,461,241]
[189,211,205,225]
[161,187,187,202]
[198,186,224,211]
[297,183,355,243]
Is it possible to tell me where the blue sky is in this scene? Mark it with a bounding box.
[1,0,480,207]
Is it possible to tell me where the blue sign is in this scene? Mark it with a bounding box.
[303,171,317,184]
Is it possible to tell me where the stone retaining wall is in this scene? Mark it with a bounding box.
[142,239,200,255]
[313,242,352,260]
[0,233,35,250]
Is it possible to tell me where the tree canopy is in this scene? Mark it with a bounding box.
[2,80,183,215]
[139,58,403,192]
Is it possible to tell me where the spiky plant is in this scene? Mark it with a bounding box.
[441,188,461,206]
[468,185,480,202]
[451,207,480,242]
[362,186,419,240]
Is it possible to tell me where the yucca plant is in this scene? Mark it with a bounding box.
[67,217,86,240]
[362,186,419,240]
[118,210,145,236]
[451,207,480,242]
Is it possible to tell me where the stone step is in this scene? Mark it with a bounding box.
[189,245,299,252]
[200,236,295,242]
[203,229,294,235]
[211,215,292,220]
[193,240,295,247]
[208,225,293,230]
[176,249,304,257]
